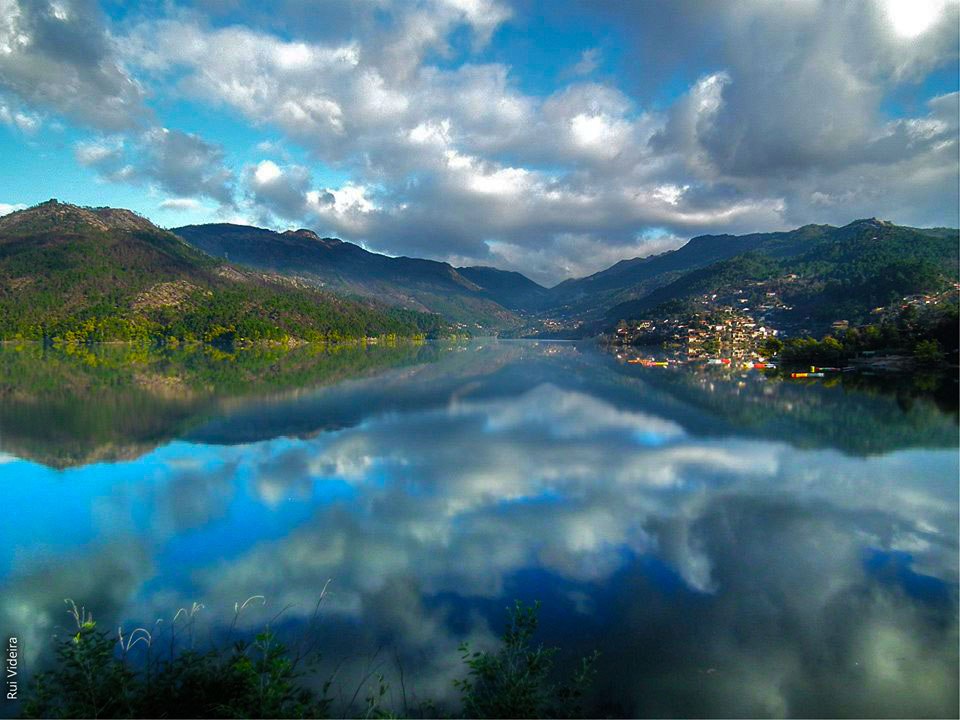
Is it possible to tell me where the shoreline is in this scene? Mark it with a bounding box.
[0,334,460,351]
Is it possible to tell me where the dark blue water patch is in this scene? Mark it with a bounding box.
[424,569,605,641]
[424,550,705,640]
[633,554,711,596]
[863,549,955,605]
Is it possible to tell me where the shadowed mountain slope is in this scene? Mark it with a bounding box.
[173,223,546,327]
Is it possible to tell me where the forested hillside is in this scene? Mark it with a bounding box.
[0,201,449,343]
[603,219,959,330]
[173,223,537,328]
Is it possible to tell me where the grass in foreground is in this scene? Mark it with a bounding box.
[22,598,597,719]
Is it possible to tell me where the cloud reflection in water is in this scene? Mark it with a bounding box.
[0,344,956,717]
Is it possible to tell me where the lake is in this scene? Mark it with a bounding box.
[0,340,957,718]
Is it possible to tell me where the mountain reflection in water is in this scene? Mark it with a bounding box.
[1,340,957,717]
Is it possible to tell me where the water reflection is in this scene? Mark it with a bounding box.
[1,341,956,717]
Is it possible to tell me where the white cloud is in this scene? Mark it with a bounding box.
[0,202,26,216]
[246,160,312,221]
[0,100,39,133]
[570,47,601,76]
[881,0,949,39]
[407,118,453,146]
[326,184,377,214]
[254,160,283,185]
[0,0,148,130]
[0,0,954,283]
[75,129,235,208]
[158,197,202,211]
[74,137,124,166]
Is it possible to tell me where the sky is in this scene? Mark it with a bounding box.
[0,0,957,286]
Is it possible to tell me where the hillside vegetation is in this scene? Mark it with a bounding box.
[23,599,596,719]
[173,223,536,329]
[0,201,449,344]
[603,219,959,331]
[3,202,955,343]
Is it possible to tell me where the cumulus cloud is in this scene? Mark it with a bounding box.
[75,128,235,207]
[0,202,27,215]
[158,197,203,211]
[2,342,957,714]
[74,135,124,167]
[3,0,959,282]
[110,8,801,280]
[140,128,235,206]
[0,98,40,133]
[570,47,601,77]
[245,159,312,221]
[0,0,148,130]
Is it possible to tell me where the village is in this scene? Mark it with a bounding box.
[607,278,789,361]
[604,278,959,376]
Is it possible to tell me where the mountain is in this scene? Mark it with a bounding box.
[455,266,550,310]
[172,223,545,328]
[4,201,954,343]
[601,219,959,331]
[0,200,449,343]
[173,217,958,337]
[543,224,833,316]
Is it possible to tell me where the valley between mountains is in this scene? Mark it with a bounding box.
[0,199,957,347]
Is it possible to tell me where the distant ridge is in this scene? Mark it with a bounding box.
[172,222,547,327]
[2,200,955,339]
[598,218,959,332]
[455,265,550,311]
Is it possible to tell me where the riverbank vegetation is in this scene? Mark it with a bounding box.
[0,282,450,346]
[21,599,597,719]
[779,301,958,367]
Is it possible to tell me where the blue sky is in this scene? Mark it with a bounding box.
[0,0,957,284]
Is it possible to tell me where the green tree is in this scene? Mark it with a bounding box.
[454,601,598,719]
[759,336,783,357]
[914,339,944,364]
[23,598,598,719]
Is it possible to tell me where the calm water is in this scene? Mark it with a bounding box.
[1,340,957,717]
